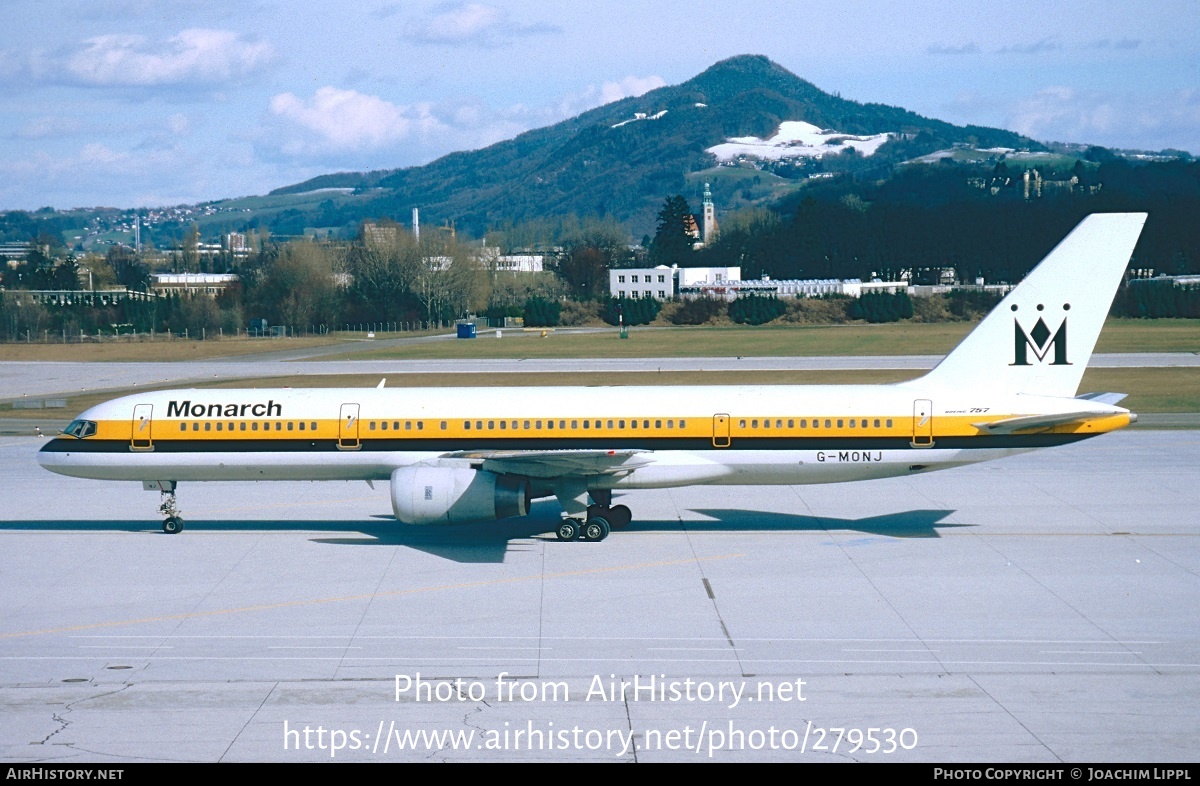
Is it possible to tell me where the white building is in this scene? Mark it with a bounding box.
[608,265,742,300]
[152,273,238,296]
[480,244,546,273]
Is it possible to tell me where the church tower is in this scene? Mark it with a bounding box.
[702,182,718,245]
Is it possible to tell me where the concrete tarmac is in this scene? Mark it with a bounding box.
[2,352,1197,402]
[1,429,1197,762]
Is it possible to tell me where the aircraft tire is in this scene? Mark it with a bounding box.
[556,520,579,542]
[163,516,184,534]
[583,517,610,542]
[608,505,632,529]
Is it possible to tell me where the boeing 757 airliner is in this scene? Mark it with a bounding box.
[39,213,1147,541]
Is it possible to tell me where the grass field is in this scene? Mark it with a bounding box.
[0,336,342,362]
[332,319,1199,361]
[1,319,1195,362]
[4,367,1197,417]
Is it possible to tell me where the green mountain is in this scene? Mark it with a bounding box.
[267,55,1038,238]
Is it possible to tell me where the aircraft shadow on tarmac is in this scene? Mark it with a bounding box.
[1,505,965,563]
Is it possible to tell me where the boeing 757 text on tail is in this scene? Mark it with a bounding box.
[39,213,1148,541]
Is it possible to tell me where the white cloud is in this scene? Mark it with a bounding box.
[997,37,1061,55]
[269,88,434,154]
[403,2,557,46]
[600,75,667,104]
[927,42,979,56]
[1010,86,1200,151]
[13,116,88,140]
[7,28,275,86]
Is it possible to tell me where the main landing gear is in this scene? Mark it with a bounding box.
[554,503,632,542]
[158,487,184,534]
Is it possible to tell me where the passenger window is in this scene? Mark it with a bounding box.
[739,419,746,428]
[849,420,855,429]
[251,422,258,431]
[276,422,282,430]
[594,420,601,429]
[476,421,483,430]
[800,419,806,428]
[288,422,294,431]
[179,423,186,432]
[763,420,770,429]
[559,420,566,429]
[381,421,388,431]
[874,419,880,428]
[216,422,223,432]
[655,420,662,429]
[417,422,424,430]
[393,421,400,430]
[500,421,507,430]
[837,419,843,428]
[751,420,758,428]
[300,422,306,431]
[777,420,783,428]
[488,421,495,429]
[643,420,650,429]
[583,421,589,430]
[619,420,625,429]
[667,420,673,428]
[205,422,211,431]
[193,422,199,431]
[788,420,794,428]
[680,419,686,428]
[464,421,471,430]
[630,420,637,429]
[440,421,447,430]
[536,420,542,429]
[606,420,613,429]
[311,422,317,431]
[571,420,578,429]
[886,419,892,428]
[369,422,376,431]
[547,420,554,430]
[824,419,832,428]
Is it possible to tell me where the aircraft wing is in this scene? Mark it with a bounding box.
[440,448,652,479]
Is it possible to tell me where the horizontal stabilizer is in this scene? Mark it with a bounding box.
[1076,392,1128,406]
[973,411,1116,434]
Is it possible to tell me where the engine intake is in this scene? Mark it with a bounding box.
[390,467,530,525]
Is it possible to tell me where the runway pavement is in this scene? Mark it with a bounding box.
[1,429,1197,762]
[1,352,1197,403]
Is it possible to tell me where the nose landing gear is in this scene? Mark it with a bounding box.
[158,487,184,534]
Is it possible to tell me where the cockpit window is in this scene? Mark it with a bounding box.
[63,419,97,438]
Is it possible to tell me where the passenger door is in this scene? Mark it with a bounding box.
[911,399,934,448]
[339,403,361,450]
[712,413,730,448]
[131,403,154,451]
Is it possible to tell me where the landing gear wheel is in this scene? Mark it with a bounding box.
[608,505,632,529]
[556,520,580,542]
[162,516,184,534]
[583,517,611,542]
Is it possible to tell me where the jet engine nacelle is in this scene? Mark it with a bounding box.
[390,467,530,525]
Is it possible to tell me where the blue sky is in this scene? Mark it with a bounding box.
[2,0,1197,210]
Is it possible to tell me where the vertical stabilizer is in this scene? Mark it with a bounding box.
[915,213,1147,398]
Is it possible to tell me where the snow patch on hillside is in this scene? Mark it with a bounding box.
[707,121,892,163]
[612,110,668,129]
